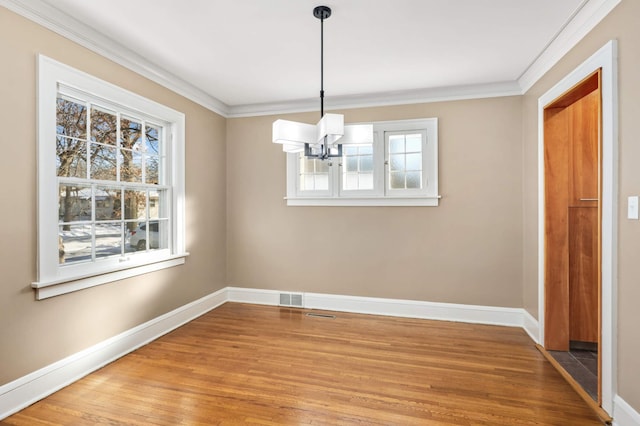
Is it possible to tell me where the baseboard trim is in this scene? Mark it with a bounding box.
[0,288,227,420]
[614,395,640,426]
[522,310,540,344]
[227,287,526,328]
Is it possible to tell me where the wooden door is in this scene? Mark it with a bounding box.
[544,71,601,351]
[568,89,600,343]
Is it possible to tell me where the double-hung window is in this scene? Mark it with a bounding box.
[34,55,186,299]
[286,118,438,206]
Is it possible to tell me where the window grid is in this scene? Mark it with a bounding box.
[56,95,169,266]
[342,145,374,191]
[299,155,330,191]
[387,133,423,190]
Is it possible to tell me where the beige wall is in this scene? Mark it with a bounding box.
[2,0,639,417]
[227,97,524,306]
[521,0,640,411]
[0,8,227,385]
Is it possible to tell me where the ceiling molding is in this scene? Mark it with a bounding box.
[2,0,620,118]
[227,82,523,118]
[0,0,230,116]
[517,0,621,93]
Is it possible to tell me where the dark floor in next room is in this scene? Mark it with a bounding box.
[549,346,598,401]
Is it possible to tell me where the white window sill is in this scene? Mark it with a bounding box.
[285,196,441,207]
[32,253,189,300]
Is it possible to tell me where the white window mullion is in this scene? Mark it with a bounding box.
[141,121,147,184]
[329,160,339,197]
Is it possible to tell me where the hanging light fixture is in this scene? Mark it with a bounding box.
[272,5,373,160]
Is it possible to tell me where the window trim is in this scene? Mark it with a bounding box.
[285,118,439,206]
[33,55,187,299]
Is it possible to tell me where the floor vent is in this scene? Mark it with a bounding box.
[306,312,336,319]
[279,292,303,308]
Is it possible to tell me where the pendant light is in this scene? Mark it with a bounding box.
[272,6,373,160]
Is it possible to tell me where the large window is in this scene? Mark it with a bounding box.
[35,55,186,299]
[286,118,439,206]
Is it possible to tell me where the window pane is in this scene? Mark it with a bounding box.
[95,187,121,220]
[90,106,117,145]
[56,97,86,139]
[315,174,329,190]
[124,190,147,220]
[59,184,91,223]
[345,173,358,190]
[390,154,405,172]
[406,172,422,189]
[90,144,117,181]
[316,160,330,173]
[406,134,422,152]
[390,172,405,189]
[95,223,122,259]
[145,124,160,154]
[303,174,314,190]
[59,223,92,264]
[359,145,373,155]
[406,153,422,171]
[360,155,373,172]
[152,220,169,251]
[389,135,405,153]
[145,155,159,184]
[56,137,87,178]
[359,173,374,190]
[302,158,314,173]
[120,117,143,150]
[149,190,162,219]
[346,156,358,171]
[120,150,143,183]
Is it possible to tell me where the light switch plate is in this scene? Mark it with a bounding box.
[628,196,639,220]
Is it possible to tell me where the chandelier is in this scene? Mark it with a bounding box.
[272,6,373,160]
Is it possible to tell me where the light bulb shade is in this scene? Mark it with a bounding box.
[273,114,373,155]
[317,113,344,146]
[282,143,305,153]
[273,119,316,146]
[341,124,374,145]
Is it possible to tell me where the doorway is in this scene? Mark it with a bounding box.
[537,40,617,416]
[543,70,601,401]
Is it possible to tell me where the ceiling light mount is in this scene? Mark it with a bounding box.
[313,5,331,20]
[272,5,373,160]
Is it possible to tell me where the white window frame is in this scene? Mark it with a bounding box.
[33,55,187,299]
[286,118,439,206]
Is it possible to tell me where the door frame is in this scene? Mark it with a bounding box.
[537,40,618,414]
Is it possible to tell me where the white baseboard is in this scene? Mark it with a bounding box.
[0,288,227,420]
[522,310,540,344]
[228,287,527,328]
[226,286,281,306]
[614,395,640,426]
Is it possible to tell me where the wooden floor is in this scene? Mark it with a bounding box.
[2,303,602,425]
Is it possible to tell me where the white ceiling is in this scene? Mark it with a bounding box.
[7,0,613,116]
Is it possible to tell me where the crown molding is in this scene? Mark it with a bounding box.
[2,0,621,118]
[227,81,523,118]
[0,0,230,116]
[517,0,621,93]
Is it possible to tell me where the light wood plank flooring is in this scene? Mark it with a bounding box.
[2,303,602,425]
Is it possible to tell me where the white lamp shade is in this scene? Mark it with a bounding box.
[273,119,316,145]
[282,143,305,153]
[340,124,374,144]
[317,113,344,146]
